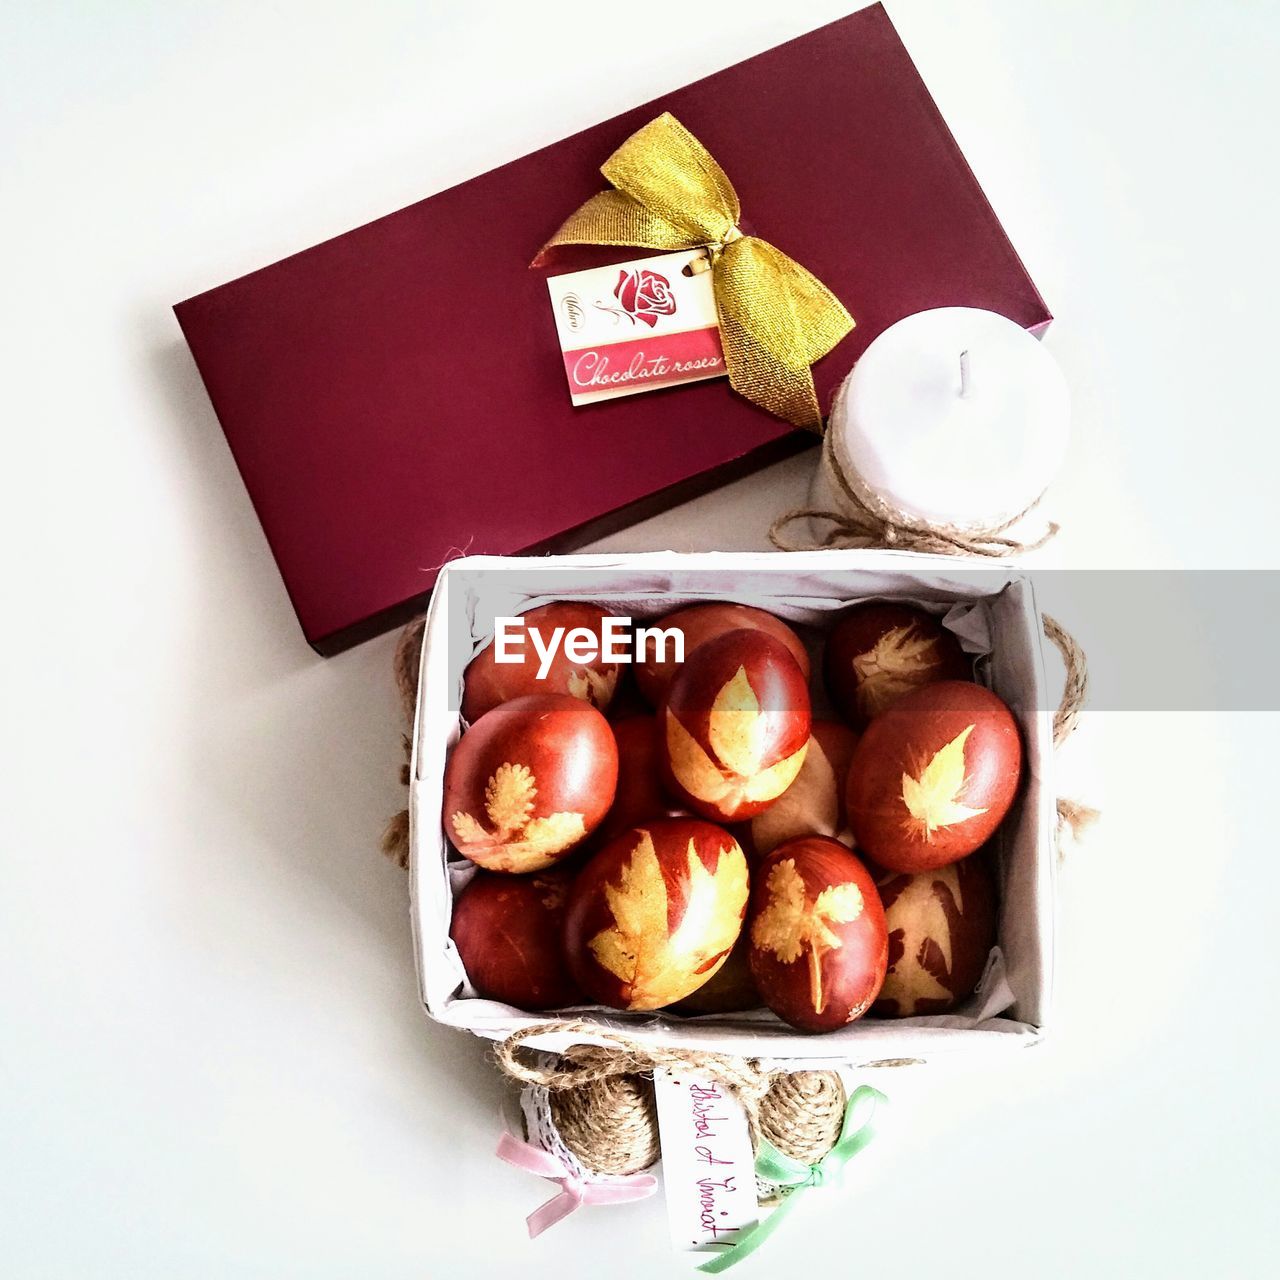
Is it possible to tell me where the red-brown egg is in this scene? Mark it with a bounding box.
[660,630,812,824]
[634,603,809,707]
[450,869,581,1010]
[461,602,624,722]
[594,716,687,847]
[443,693,617,873]
[747,836,888,1033]
[673,935,761,1015]
[846,681,1022,873]
[824,603,970,728]
[562,817,749,1011]
[747,720,859,858]
[873,855,997,1017]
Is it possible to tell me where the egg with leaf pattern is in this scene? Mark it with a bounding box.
[873,854,997,1017]
[659,629,811,824]
[846,681,1021,873]
[562,817,749,1011]
[443,693,617,873]
[747,836,887,1033]
[824,603,970,728]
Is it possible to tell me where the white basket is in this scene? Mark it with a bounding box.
[408,550,1056,1070]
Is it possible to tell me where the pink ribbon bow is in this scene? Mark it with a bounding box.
[495,1131,658,1238]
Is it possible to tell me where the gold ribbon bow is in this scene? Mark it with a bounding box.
[533,113,854,432]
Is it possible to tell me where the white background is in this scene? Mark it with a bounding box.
[2,1,1277,1276]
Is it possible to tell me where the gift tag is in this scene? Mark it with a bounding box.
[653,1068,759,1259]
[546,249,727,405]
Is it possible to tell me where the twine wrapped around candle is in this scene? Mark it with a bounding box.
[768,378,1059,557]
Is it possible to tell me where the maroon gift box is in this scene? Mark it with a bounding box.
[175,3,1050,655]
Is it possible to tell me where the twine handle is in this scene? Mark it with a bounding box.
[1041,613,1099,842]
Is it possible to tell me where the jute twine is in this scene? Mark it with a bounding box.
[495,1022,845,1174]
[380,619,426,869]
[1042,613,1100,844]
[767,387,1059,557]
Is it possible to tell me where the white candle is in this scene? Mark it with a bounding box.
[812,307,1069,532]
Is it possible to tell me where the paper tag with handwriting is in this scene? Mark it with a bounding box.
[653,1068,759,1257]
[546,249,727,405]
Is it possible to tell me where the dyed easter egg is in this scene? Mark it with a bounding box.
[634,603,809,707]
[824,603,970,728]
[873,855,997,1017]
[747,836,888,1033]
[563,818,749,1011]
[461,602,623,722]
[594,716,686,847]
[450,869,580,1010]
[443,693,617,873]
[747,720,859,858]
[660,629,811,824]
[846,681,1021,873]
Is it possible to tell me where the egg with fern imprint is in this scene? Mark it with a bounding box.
[824,603,970,728]
[443,693,617,873]
[747,836,888,1033]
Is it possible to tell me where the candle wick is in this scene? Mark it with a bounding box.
[959,349,972,398]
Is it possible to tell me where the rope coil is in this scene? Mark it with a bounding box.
[495,1022,849,1175]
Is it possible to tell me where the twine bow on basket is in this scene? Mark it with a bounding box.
[533,112,854,431]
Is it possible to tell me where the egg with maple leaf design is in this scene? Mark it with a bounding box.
[660,629,812,823]
[450,868,581,1010]
[846,681,1021,873]
[634,603,810,707]
[562,817,749,1011]
[824,603,970,729]
[873,854,997,1017]
[443,693,617,873]
[747,836,888,1033]
[594,716,687,847]
[745,720,859,859]
[461,602,624,722]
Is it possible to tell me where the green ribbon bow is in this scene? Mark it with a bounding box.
[696,1084,887,1274]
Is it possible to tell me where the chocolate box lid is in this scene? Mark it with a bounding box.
[174,4,1050,654]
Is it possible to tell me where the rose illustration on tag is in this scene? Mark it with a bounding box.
[599,267,677,328]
